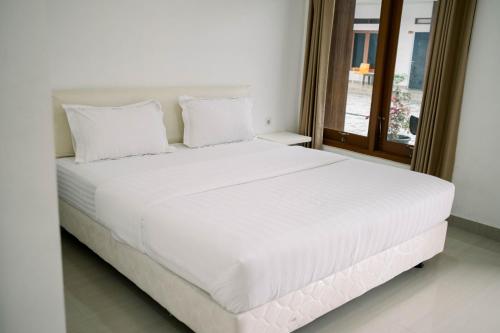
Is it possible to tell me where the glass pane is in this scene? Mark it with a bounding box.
[343,1,382,137]
[387,0,437,145]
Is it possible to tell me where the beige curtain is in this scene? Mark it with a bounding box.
[411,0,477,180]
[298,0,336,149]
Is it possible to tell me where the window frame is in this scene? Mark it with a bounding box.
[323,0,431,164]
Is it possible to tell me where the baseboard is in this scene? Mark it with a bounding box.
[449,215,500,242]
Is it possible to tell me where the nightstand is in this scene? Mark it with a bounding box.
[257,131,312,146]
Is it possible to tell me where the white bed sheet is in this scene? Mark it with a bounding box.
[56,141,262,218]
[56,140,455,315]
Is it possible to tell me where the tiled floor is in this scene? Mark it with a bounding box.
[62,225,500,333]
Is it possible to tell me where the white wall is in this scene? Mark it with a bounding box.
[452,0,500,229]
[47,0,308,134]
[0,1,66,332]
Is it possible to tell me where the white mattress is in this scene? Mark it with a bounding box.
[56,140,455,314]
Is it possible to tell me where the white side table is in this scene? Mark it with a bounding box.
[257,132,312,146]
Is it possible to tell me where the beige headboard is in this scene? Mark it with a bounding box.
[53,85,251,157]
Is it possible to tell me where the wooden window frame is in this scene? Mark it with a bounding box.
[323,0,417,164]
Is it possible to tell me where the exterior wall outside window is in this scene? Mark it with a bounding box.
[350,1,434,87]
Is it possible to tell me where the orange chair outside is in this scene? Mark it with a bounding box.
[357,63,370,74]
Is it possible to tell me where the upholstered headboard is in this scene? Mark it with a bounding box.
[52,86,251,157]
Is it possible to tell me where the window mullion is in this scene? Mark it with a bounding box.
[368,0,404,152]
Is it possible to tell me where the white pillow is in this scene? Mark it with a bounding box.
[179,96,255,148]
[63,100,173,163]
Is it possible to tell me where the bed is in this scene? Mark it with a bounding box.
[54,86,454,333]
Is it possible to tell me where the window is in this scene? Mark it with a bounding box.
[415,17,432,25]
[354,18,380,24]
[323,0,437,163]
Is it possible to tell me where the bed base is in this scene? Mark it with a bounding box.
[59,199,447,333]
